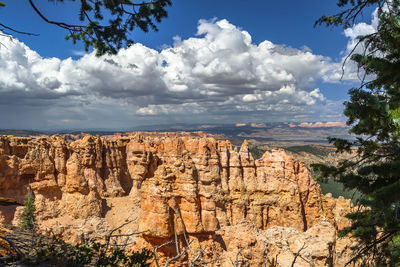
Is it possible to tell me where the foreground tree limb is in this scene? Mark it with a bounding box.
[314,0,400,265]
[0,0,172,56]
[27,0,172,55]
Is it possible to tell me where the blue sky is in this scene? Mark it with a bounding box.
[0,0,377,130]
[3,1,349,58]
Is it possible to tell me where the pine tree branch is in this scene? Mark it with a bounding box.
[0,23,38,36]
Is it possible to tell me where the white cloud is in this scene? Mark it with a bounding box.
[71,50,87,57]
[344,7,379,52]
[0,19,350,129]
[340,6,382,81]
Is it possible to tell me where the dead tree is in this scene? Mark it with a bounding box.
[152,208,219,266]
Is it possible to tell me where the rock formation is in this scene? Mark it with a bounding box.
[0,134,355,266]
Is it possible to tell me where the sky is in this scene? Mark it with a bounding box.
[0,0,378,130]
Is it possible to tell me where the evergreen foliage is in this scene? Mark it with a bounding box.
[0,228,152,266]
[314,0,400,265]
[20,188,36,231]
[59,0,172,56]
[32,235,152,266]
[249,146,266,160]
[0,0,172,56]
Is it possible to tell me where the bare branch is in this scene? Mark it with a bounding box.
[28,0,87,31]
[178,210,195,254]
[105,218,137,250]
[153,208,208,266]
[291,243,307,267]
[0,24,38,36]
[173,209,180,255]
[190,246,206,267]
[230,248,245,267]
[153,241,173,267]
[164,239,194,267]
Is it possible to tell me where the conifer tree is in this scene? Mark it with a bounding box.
[21,187,36,231]
[0,0,172,56]
[314,0,400,265]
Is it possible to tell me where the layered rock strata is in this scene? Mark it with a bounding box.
[0,134,354,266]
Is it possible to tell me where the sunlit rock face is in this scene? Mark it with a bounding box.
[0,134,354,266]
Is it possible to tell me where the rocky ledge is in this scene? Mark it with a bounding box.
[0,134,355,266]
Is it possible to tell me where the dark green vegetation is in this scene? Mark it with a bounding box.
[1,229,152,266]
[0,0,172,56]
[20,189,36,231]
[249,146,266,160]
[314,0,400,265]
[284,145,331,158]
[319,179,361,201]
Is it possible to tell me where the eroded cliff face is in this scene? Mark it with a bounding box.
[0,134,354,266]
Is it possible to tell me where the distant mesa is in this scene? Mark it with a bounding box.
[289,121,346,128]
[235,123,267,128]
[250,123,267,128]
[198,125,217,129]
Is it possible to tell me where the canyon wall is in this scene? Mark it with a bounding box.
[0,134,354,266]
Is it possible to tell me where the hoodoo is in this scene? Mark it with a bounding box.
[0,134,354,266]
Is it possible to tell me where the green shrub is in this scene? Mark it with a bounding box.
[20,188,36,231]
[32,235,152,266]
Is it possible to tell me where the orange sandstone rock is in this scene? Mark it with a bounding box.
[0,134,354,266]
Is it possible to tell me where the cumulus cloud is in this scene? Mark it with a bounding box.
[0,19,350,129]
[344,9,378,53]
[339,6,381,81]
